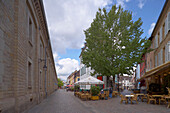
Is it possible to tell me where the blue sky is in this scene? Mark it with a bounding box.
[43,0,166,81]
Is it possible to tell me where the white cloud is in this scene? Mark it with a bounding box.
[148,23,155,36]
[125,0,130,2]
[55,58,79,81]
[116,0,125,8]
[53,53,60,61]
[116,0,130,8]
[43,0,112,54]
[138,0,145,9]
[43,0,113,81]
[58,76,68,82]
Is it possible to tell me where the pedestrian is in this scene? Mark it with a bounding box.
[100,89,104,94]
[109,87,112,98]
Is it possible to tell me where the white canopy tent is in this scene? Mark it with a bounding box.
[74,76,104,85]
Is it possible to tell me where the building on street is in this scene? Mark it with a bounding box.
[138,0,170,94]
[0,0,58,113]
[67,70,80,87]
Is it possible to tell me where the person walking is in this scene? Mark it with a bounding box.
[109,87,112,98]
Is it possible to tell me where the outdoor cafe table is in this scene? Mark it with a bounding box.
[165,96,170,108]
[125,95,134,104]
[136,94,144,101]
[152,95,162,104]
[80,93,88,100]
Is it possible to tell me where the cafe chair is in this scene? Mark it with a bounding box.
[148,95,156,104]
[142,94,148,102]
[87,93,91,100]
[112,92,116,97]
[131,94,138,104]
[159,95,166,105]
[81,93,87,101]
[100,93,105,99]
[120,95,128,104]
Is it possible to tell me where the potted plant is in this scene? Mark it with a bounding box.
[90,86,100,100]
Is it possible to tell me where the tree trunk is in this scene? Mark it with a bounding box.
[112,76,115,90]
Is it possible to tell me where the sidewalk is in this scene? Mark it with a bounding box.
[27,89,98,113]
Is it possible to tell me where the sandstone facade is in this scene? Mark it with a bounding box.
[0,0,58,113]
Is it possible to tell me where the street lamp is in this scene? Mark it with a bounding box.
[39,40,50,98]
[118,74,119,93]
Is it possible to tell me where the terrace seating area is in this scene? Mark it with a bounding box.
[74,89,119,101]
[73,87,170,108]
[119,88,170,108]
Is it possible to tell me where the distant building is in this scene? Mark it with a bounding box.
[135,64,140,89]
[67,70,80,86]
[0,0,58,113]
[74,70,80,83]
[118,76,133,90]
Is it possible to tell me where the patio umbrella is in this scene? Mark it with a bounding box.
[67,85,73,87]
[74,76,104,85]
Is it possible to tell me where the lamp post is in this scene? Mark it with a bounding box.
[44,39,50,98]
[39,40,50,98]
[118,74,119,93]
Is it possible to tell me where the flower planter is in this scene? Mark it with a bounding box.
[91,96,99,100]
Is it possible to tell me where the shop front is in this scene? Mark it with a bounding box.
[139,62,170,95]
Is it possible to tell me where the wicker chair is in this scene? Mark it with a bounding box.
[99,93,105,99]
[142,94,148,102]
[104,91,109,98]
[147,95,156,104]
[112,92,116,97]
[131,94,138,104]
[87,93,91,100]
[159,95,166,105]
[120,95,128,104]
[80,93,87,100]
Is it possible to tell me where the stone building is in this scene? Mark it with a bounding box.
[0,0,58,113]
[139,0,170,94]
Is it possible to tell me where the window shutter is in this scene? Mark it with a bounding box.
[165,44,168,63]
[159,27,162,43]
[155,55,157,67]
[158,52,161,66]
[165,18,168,36]
[160,49,163,65]
[155,35,158,48]
[168,12,170,31]
[168,41,170,61]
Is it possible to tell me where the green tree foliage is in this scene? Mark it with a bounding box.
[82,5,151,89]
[91,86,100,96]
[58,78,64,88]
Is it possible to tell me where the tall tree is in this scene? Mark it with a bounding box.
[82,5,151,90]
[58,78,64,88]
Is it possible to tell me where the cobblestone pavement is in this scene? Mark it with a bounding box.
[27,89,170,113]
